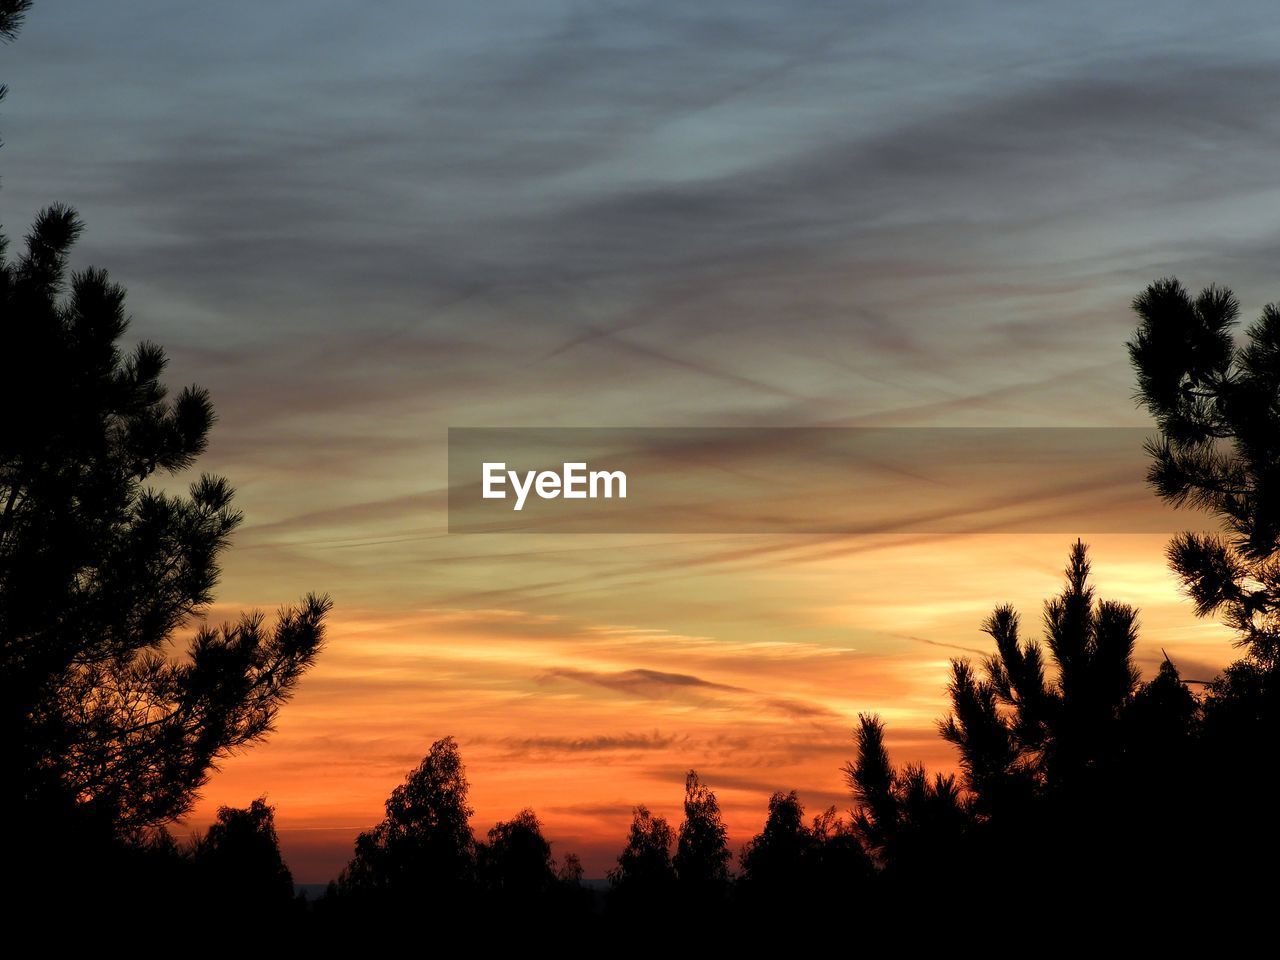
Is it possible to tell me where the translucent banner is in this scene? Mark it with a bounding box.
[447,427,1208,534]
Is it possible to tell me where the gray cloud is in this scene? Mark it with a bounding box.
[539,667,747,697]
[494,732,689,756]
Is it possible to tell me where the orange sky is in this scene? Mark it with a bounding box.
[185,531,1234,881]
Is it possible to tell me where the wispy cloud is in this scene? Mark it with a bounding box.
[539,667,748,697]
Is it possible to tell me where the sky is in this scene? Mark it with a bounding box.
[3,0,1276,880]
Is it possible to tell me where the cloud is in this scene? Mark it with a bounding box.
[539,667,747,698]
[538,666,846,722]
[494,731,689,756]
[760,697,839,719]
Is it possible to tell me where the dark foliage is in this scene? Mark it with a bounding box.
[335,737,477,904]
[478,808,557,900]
[738,791,872,913]
[0,0,30,42]
[847,542,1204,913]
[325,740,590,928]
[0,202,330,848]
[0,4,329,909]
[1127,277,1280,905]
[1129,278,1280,659]
[673,770,731,902]
[606,804,677,915]
[192,798,296,911]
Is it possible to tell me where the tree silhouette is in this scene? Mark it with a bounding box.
[557,851,584,886]
[477,808,557,901]
[1129,277,1280,904]
[0,1,29,43]
[0,206,330,836]
[1129,279,1280,660]
[738,790,871,912]
[0,7,328,875]
[337,737,476,904]
[607,805,676,912]
[192,798,295,911]
[847,540,1208,912]
[940,542,1145,806]
[672,770,730,901]
[846,714,969,877]
[476,808,592,920]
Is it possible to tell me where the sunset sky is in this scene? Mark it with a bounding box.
[3,1,1274,880]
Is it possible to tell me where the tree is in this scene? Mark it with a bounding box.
[0,6,328,865]
[192,798,295,911]
[739,791,808,887]
[337,737,476,902]
[846,714,969,876]
[557,852,584,886]
[738,791,871,910]
[939,541,1144,807]
[1129,278,1280,662]
[1129,277,1280,902]
[477,808,557,901]
[848,540,1207,915]
[607,805,675,910]
[0,1,30,44]
[672,770,730,898]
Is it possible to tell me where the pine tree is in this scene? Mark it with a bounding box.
[1,4,327,857]
[0,206,329,840]
[1129,277,1280,905]
[1129,278,1280,664]
[940,541,1143,807]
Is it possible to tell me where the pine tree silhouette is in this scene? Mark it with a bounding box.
[1129,277,1280,910]
[847,541,1206,916]
[0,7,328,890]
